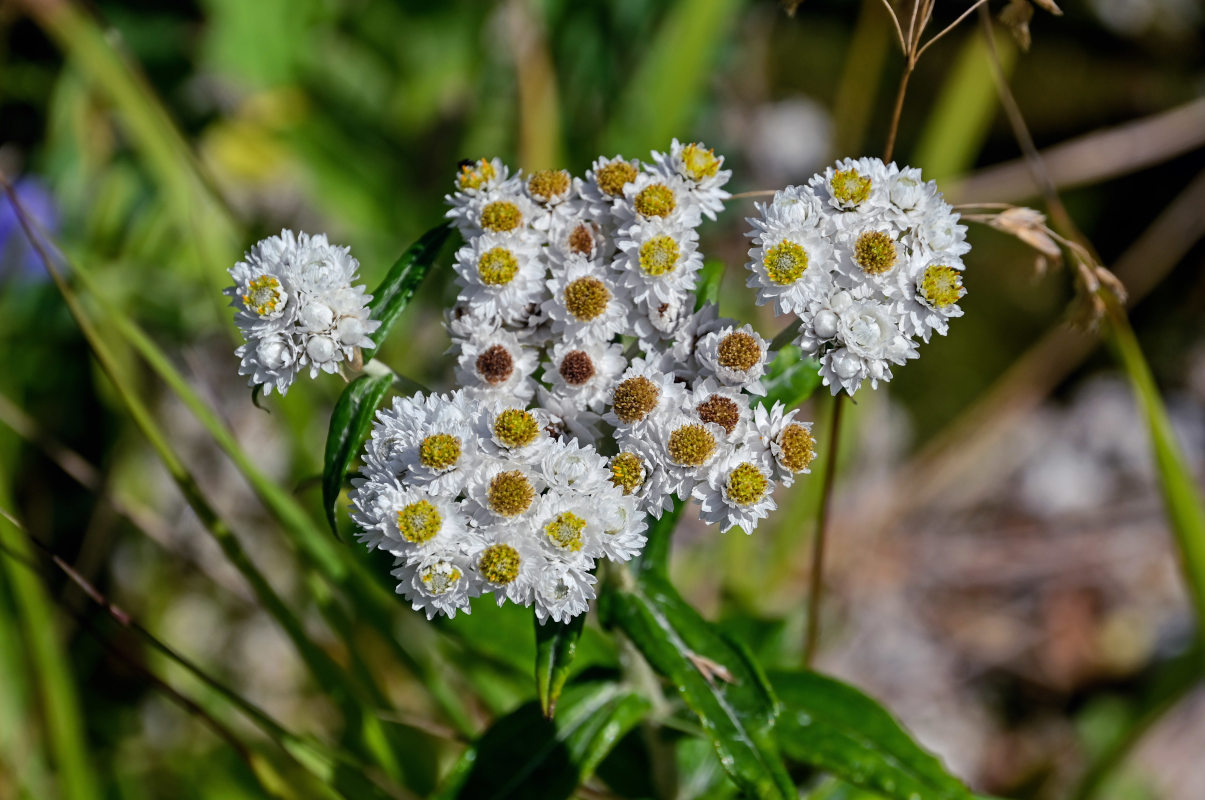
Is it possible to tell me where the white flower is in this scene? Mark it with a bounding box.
[349,482,470,560]
[614,171,703,231]
[603,356,688,434]
[813,288,917,395]
[531,491,609,562]
[454,328,540,404]
[226,230,378,394]
[597,492,649,561]
[613,218,704,306]
[654,413,731,500]
[910,199,970,258]
[534,559,597,624]
[448,182,537,240]
[543,339,628,412]
[684,378,754,445]
[606,436,675,519]
[695,324,771,396]
[536,387,602,446]
[466,527,541,607]
[524,169,583,232]
[452,231,546,324]
[465,461,546,526]
[694,455,777,535]
[893,252,966,342]
[752,402,818,487]
[580,155,641,220]
[372,391,480,495]
[832,224,912,300]
[650,139,732,220]
[744,189,835,315]
[538,439,611,493]
[546,213,612,266]
[391,549,479,620]
[809,157,893,213]
[543,256,630,343]
[472,403,558,465]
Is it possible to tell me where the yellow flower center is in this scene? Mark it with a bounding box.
[681,143,720,181]
[667,424,717,467]
[493,409,540,448]
[638,235,680,276]
[563,277,610,321]
[612,376,660,423]
[528,169,571,203]
[479,544,521,584]
[717,332,762,372]
[596,161,637,197]
[634,184,676,218]
[853,231,898,275]
[396,499,442,544]
[243,275,284,316]
[419,433,462,470]
[831,168,871,206]
[477,247,520,286]
[609,452,645,495]
[544,511,586,552]
[920,264,964,308]
[420,562,462,594]
[725,463,768,506]
[763,240,809,285]
[777,424,816,472]
[487,471,535,517]
[456,158,497,191]
[480,200,523,233]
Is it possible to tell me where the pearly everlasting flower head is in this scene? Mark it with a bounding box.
[746,157,969,395]
[225,230,379,395]
[342,142,820,624]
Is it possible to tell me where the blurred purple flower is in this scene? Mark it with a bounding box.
[0,177,58,280]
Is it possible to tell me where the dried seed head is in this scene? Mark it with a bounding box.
[558,350,596,386]
[717,332,762,372]
[696,395,740,434]
[475,344,515,385]
[567,223,597,257]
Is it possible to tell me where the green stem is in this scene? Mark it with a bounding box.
[804,394,845,667]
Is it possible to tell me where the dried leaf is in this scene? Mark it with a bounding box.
[999,0,1034,51]
[990,207,1062,258]
[781,0,806,16]
[1032,0,1063,15]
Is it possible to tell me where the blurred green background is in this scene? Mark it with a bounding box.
[2,0,1204,797]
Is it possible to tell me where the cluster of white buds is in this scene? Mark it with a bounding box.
[225,231,379,395]
[347,141,818,622]
[745,157,970,395]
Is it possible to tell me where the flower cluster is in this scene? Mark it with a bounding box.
[745,157,969,395]
[225,231,379,395]
[348,141,818,622]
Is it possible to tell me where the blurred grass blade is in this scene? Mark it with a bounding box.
[1109,312,1205,629]
[632,499,685,577]
[604,0,744,155]
[323,374,394,535]
[436,682,649,800]
[364,224,452,358]
[770,670,973,800]
[760,346,823,410]
[0,480,99,800]
[535,612,585,719]
[602,570,795,799]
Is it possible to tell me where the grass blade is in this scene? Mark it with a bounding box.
[535,612,585,719]
[323,374,394,535]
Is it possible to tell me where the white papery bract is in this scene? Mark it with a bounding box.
[226,230,378,395]
[745,157,970,395]
[651,139,733,221]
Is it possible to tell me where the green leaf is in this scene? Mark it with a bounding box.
[602,570,795,799]
[760,345,823,409]
[322,373,393,535]
[364,223,452,357]
[1109,313,1205,630]
[769,669,973,800]
[437,682,649,800]
[535,612,585,719]
[632,499,685,577]
[695,260,724,311]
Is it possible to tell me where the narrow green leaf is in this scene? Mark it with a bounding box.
[535,612,585,719]
[365,224,452,356]
[250,384,270,413]
[633,499,685,577]
[1109,313,1205,629]
[695,260,724,311]
[322,373,393,536]
[603,571,795,800]
[438,682,649,800]
[760,346,823,409]
[770,669,972,800]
